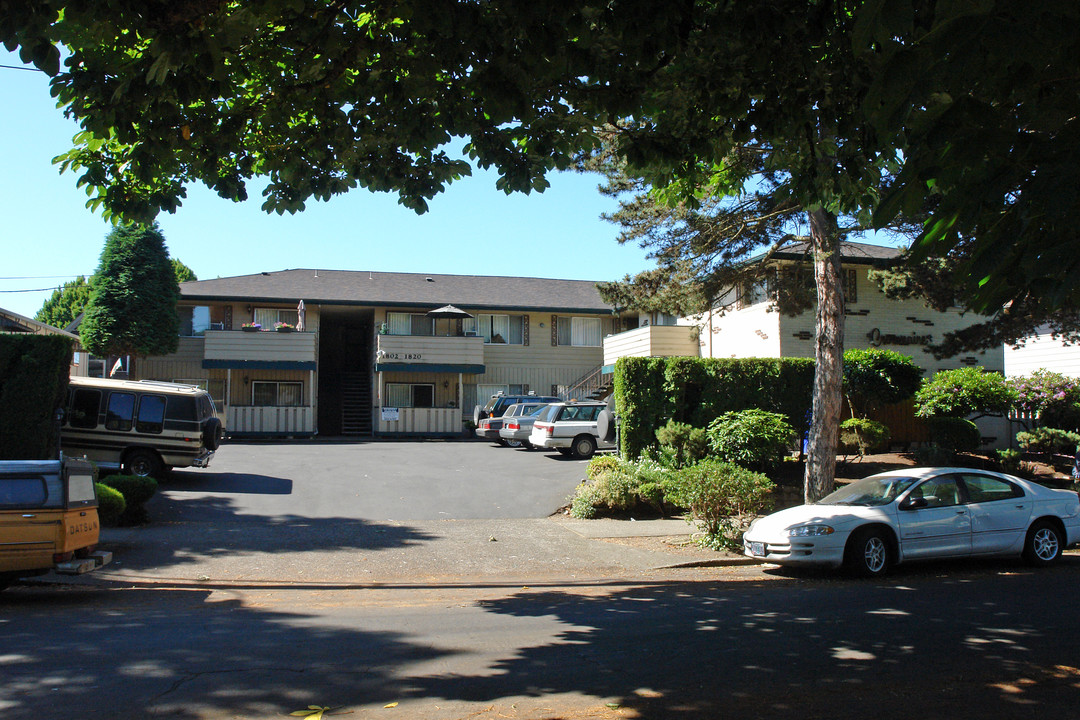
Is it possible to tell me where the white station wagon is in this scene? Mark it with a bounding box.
[744,467,1080,576]
[529,401,616,459]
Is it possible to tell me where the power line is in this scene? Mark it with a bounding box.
[0,275,90,280]
[0,287,61,293]
[0,63,44,72]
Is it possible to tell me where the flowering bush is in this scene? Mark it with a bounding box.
[241,322,261,329]
[274,322,296,331]
[1008,370,1080,430]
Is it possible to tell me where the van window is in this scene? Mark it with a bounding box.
[0,476,48,508]
[136,395,167,434]
[106,392,136,431]
[165,395,197,422]
[69,388,101,428]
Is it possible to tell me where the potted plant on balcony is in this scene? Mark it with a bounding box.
[241,323,262,332]
[274,322,296,333]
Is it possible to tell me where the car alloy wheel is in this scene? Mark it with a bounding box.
[1025,520,1063,566]
[846,528,891,577]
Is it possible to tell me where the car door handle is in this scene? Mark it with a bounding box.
[955,510,966,515]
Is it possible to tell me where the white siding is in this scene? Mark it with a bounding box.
[1005,329,1080,378]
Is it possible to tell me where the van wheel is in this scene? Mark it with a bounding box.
[124,449,163,479]
[571,435,597,460]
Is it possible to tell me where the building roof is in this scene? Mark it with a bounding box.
[0,307,79,339]
[180,269,614,314]
[768,239,902,265]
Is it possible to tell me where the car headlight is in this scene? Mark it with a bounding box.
[787,524,835,537]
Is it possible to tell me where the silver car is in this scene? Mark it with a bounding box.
[498,403,551,448]
[478,402,549,447]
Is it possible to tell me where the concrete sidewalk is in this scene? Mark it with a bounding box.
[61,515,745,589]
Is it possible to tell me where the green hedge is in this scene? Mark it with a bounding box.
[99,474,159,526]
[614,356,815,459]
[0,334,73,460]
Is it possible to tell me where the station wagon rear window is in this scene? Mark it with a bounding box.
[0,476,48,508]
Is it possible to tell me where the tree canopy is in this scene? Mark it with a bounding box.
[35,275,92,329]
[80,223,181,358]
[6,0,1077,499]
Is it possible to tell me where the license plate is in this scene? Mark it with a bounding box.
[748,541,766,557]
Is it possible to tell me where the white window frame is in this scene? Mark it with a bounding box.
[556,316,602,347]
[252,381,304,407]
[385,383,435,408]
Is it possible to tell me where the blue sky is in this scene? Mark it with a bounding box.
[0,49,652,319]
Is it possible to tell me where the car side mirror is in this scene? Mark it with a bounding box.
[901,496,928,511]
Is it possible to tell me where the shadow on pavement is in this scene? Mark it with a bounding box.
[5,565,1080,720]
[163,470,293,495]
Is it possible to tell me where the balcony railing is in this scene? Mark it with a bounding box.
[603,325,701,366]
[376,334,484,370]
[203,329,317,364]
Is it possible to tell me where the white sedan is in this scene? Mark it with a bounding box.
[743,467,1080,576]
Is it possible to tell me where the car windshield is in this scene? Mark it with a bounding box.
[817,475,919,507]
[527,405,547,417]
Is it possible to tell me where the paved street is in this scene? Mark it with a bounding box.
[4,440,1080,720]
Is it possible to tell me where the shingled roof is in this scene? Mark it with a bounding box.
[180,269,614,314]
[770,239,902,264]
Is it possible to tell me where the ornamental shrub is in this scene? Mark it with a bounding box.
[913,444,956,466]
[0,334,72,460]
[1016,427,1080,456]
[94,483,126,527]
[570,457,675,518]
[655,420,709,469]
[1008,370,1080,431]
[664,459,774,551]
[843,348,923,418]
[926,416,982,452]
[100,474,158,525]
[996,448,1022,474]
[914,367,1016,419]
[707,409,794,471]
[839,418,891,456]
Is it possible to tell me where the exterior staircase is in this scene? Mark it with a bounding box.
[341,371,373,435]
[557,366,614,402]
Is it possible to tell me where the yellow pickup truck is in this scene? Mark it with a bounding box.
[0,457,111,590]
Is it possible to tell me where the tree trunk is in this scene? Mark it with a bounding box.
[804,208,844,503]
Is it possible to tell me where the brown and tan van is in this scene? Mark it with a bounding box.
[0,457,111,589]
[62,377,223,478]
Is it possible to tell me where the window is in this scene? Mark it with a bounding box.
[252,381,303,407]
[471,314,524,344]
[843,268,858,304]
[135,395,166,434]
[738,280,769,309]
[165,395,197,423]
[909,478,961,508]
[68,388,101,429]
[386,312,433,336]
[254,307,300,329]
[960,474,1024,503]
[556,317,601,347]
[0,476,48,508]
[179,306,212,336]
[105,392,136,431]
[385,383,435,408]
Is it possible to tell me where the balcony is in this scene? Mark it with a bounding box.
[603,325,701,367]
[375,334,485,374]
[202,329,317,369]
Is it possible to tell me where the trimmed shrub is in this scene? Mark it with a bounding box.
[707,409,794,471]
[614,356,814,460]
[839,418,891,456]
[914,367,1015,419]
[664,459,774,551]
[843,348,923,418]
[1016,427,1080,456]
[100,474,158,525]
[0,334,72,460]
[570,457,674,519]
[914,444,955,466]
[655,420,709,469]
[1009,370,1080,431]
[94,483,126,527]
[926,416,982,452]
[586,455,620,480]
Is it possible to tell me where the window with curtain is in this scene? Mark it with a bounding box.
[385,383,435,408]
[252,381,303,406]
[475,314,524,344]
[254,308,299,328]
[556,317,601,346]
[386,312,433,336]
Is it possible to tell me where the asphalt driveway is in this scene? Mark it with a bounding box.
[166,437,593,521]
